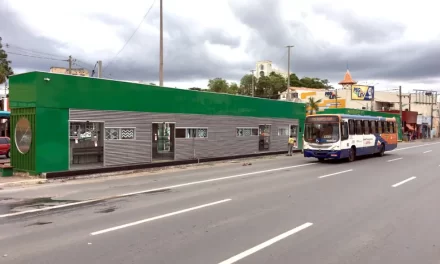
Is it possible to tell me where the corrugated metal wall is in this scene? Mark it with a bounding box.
[70,109,298,167]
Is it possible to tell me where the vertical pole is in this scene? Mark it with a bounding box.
[335,88,338,108]
[431,93,434,136]
[68,55,72,74]
[286,45,293,101]
[159,0,164,86]
[408,93,411,111]
[399,85,403,129]
[97,61,103,78]
[250,70,255,97]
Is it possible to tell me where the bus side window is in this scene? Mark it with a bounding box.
[382,121,388,133]
[370,121,376,134]
[348,120,355,135]
[356,120,362,134]
[341,122,349,140]
[377,121,382,134]
[363,120,370,134]
[389,122,394,133]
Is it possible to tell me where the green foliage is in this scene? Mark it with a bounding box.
[306,97,322,115]
[206,71,332,99]
[208,78,229,93]
[0,37,14,84]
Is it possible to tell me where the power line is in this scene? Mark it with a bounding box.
[7,51,67,61]
[103,0,157,72]
[5,44,66,59]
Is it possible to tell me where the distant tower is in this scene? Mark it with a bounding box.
[255,60,273,78]
[338,69,357,89]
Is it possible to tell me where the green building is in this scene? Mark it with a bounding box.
[9,72,306,175]
[318,108,403,141]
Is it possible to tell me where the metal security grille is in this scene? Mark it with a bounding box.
[10,108,36,173]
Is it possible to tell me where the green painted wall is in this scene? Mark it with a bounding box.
[9,72,37,108]
[318,108,403,141]
[36,108,69,173]
[10,72,306,119]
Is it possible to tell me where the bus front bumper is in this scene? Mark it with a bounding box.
[303,149,348,159]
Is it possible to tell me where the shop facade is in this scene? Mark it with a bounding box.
[9,72,305,174]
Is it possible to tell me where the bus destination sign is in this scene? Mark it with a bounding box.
[306,116,339,123]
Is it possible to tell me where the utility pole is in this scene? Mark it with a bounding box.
[335,88,338,108]
[250,70,255,97]
[399,86,403,129]
[97,61,103,78]
[286,45,294,101]
[159,0,164,86]
[68,55,72,75]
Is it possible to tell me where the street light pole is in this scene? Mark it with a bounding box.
[159,0,164,86]
[250,70,255,97]
[286,45,294,101]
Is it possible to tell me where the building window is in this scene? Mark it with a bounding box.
[236,128,259,137]
[278,127,289,136]
[105,128,136,140]
[175,128,208,138]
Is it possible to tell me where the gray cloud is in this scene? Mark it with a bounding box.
[312,5,406,45]
[228,0,440,84]
[2,0,440,88]
[1,3,248,87]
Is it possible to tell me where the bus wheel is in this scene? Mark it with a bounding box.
[348,147,356,162]
[318,158,325,162]
[377,144,385,157]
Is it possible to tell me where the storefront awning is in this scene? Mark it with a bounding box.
[406,124,415,131]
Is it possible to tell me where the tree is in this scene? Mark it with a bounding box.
[227,82,239,94]
[208,78,229,93]
[256,76,271,97]
[0,37,13,84]
[306,97,322,115]
[268,72,286,96]
[288,73,303,87]
[239,74,257,96]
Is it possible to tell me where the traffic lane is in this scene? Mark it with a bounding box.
[251,168,440,264]
[26,149,436,264]
[231,148,440,263]
[0,142,437,263]
[0,154,310,200]
[1,147,429,264]
[0,142,432,239]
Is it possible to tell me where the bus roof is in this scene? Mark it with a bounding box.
[306,114,396,121]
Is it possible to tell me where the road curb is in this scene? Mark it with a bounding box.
[0,178,47,188]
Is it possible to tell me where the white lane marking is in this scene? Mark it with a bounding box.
[423,150,432,154]
[392,177,416,188]
[0,163,315,218]
[390,142,440,152]
[91,199,231,236]
[387,158,403,162]
[218,222,313,264]
[318,169,353,179]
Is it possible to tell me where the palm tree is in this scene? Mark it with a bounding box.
[306,97,322,115]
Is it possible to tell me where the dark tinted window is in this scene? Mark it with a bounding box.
[0,138,8,144]
[377,121,383,133]
[370,121,376,134]
[348,120,355,135]
[363,120,370,134]
[355,120,362,134]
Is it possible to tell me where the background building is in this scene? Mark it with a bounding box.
[254,60,287,78]
[50,67,90,77]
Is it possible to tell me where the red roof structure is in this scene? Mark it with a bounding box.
[338,70,356,85]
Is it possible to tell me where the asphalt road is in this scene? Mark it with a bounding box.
[1,141,440,263]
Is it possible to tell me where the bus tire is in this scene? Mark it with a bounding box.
[348,147,356,162]
[377,144,385,157]
[318,158,325,162]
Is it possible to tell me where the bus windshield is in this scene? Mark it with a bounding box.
[304,122,340,143]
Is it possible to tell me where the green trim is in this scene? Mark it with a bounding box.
[10,108,36,173]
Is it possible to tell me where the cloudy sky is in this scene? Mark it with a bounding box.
[1,0,440,92]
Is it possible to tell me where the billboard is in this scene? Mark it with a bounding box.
[351,85,374,101]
